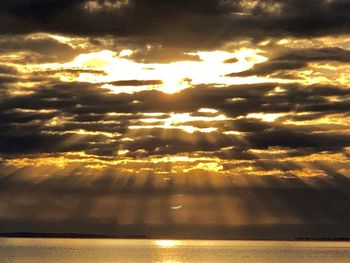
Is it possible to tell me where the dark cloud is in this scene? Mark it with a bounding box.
[223,57,239,64]
[0,132,108,156]
[1,80,350,158]
[246,126,350,151]
[106,79,163,86]
[227,60,307,77]
[0,1,349,49]
[278,47,350,62]
[45,68,108,76]
[228,47,350,77]
[0,76,19,84]
[0,35,82,63]
[0,65,18,75]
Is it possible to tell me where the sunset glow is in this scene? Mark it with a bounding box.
[1,0,350,240]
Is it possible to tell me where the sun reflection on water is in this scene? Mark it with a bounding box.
[154,240,183,263]
[154,240,181,248]
[158,261,182,263]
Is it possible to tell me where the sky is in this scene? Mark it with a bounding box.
[1,0,350,239]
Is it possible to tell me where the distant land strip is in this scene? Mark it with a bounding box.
[0,233,147,239]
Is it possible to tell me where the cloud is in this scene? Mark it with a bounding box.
[0,0,350,238]
[223,57,239,64]
[246,126,350,151]
[228,47,350,77]
[227,60,307,77]
[0,34,82,63]
[0,64,18,75]
[0,133,108,155]
[278,47,350,62]
[46,68,108,76]
[106,79,163,86]
[0,1,350,49]
[1,79,350,159]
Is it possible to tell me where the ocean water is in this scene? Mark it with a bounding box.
[0,238,350,263]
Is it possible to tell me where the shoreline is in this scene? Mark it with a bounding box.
[1,233,350,242]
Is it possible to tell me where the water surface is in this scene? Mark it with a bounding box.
[1,238,350,263]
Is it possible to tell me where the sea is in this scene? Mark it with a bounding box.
[1,238,350,263]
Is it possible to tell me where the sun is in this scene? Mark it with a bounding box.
[161,75,191,94]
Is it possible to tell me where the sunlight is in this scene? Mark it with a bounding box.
[184,162,224,172]
[129,112,228,133]
[246,113,285,122]
[29,48,275,95]
[154,240,180,248]
[75,50,115,68]
[3,0,350,247]
[160,75,191,94]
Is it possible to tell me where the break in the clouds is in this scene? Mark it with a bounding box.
[0,0,350,239]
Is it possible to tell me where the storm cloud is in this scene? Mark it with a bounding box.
[0,0,350,49]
